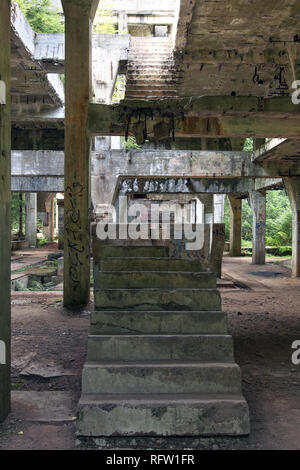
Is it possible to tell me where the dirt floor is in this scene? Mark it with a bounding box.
[0,254,300,450]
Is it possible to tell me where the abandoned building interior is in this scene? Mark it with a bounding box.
[1,0,300,449]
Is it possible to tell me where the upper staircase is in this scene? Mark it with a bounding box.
[125,37,178,100]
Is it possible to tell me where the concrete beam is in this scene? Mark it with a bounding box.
[254,178,283,191]
[11,176,64,192]
[0,0,11,424]
[253,138,300,163]
[11,151,64,176]
[92,149,297,179]
[87,97,300,139]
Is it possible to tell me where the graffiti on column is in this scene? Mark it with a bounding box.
[65,182,85,291]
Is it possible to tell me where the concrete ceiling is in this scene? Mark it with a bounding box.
[176,0,300,97]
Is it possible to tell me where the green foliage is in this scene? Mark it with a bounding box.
[243,138,254,151]
[38,237,49,247]
[15,0,64,33]
[224,190,292,249]
[11,193,24,232]
[93,1,117,34]
[112,75,126,102]
[18,280,56,291]
[121,136,142,151]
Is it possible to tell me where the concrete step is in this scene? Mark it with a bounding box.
[94,288,221,311]
[126,84,178,91]
[97,271,216,289]
[97,257,207,272]
[78,393,250,436]
[127,63,177,70]
[86,334,234,362]
[126,79,178,86]
[128,74,178,80]
[125,93,178,99]
[125,90,178,97]
[93,245,169,259]
[125,95,179,100]
[90,310,227,335]
[82,362,242,395]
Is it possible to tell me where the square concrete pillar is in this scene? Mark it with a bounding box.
[0,0,11,423]
[284,177,300,277]
[62,0,99,307]
[214,194,225,223]
[57,199,64,250]
[249,189,266,265]
[229,196,242,256]
[25,193,37,248]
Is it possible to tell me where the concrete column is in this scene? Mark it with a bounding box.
[284,177,300,277]
[118,11,128,34]
[228,196,242,256]
[57,199,64,250]
[214,194,225,223]
[25,193,37,248]
[49,197,55,242]
[249,189,266,265]
[62,0,99,307]
[0,0,11,423]
[199,194,214,223]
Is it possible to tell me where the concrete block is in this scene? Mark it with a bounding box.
[97,271,216,289]
[86,334,234,362]
[78,393,250,436]
[82,362,242,395]
[90,310,227,335]
[94,288,221,311]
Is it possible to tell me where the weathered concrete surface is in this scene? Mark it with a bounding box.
[97,271,216,289]
[284,177,300,277]
[25,193,37,248]
[175,0,300,98]
[78,239,249,436]
[90,310,227,335]
[86,334,234,362]
[87,98,300,139]
[0,0,11,423]
[78,394,250,437]
[229,196,242,256]
[94,288,221,311]
[249,189,266,265]
[62,0,99,307]
[11,176,64,192]
[82,362,242,394]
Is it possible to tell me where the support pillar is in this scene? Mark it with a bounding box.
[49,197,55,242]
[62,0,99,307]
[25,193,37,248]
[284,177,300,277]
[118,11,128,34]
[57,199,64,250]
[214,194,225,223]
[0,0,11,423]
[249,189,266,265]
[229,196,242,256]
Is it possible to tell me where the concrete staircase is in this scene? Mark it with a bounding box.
[125,37,178,100]
[78,245,250,436]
